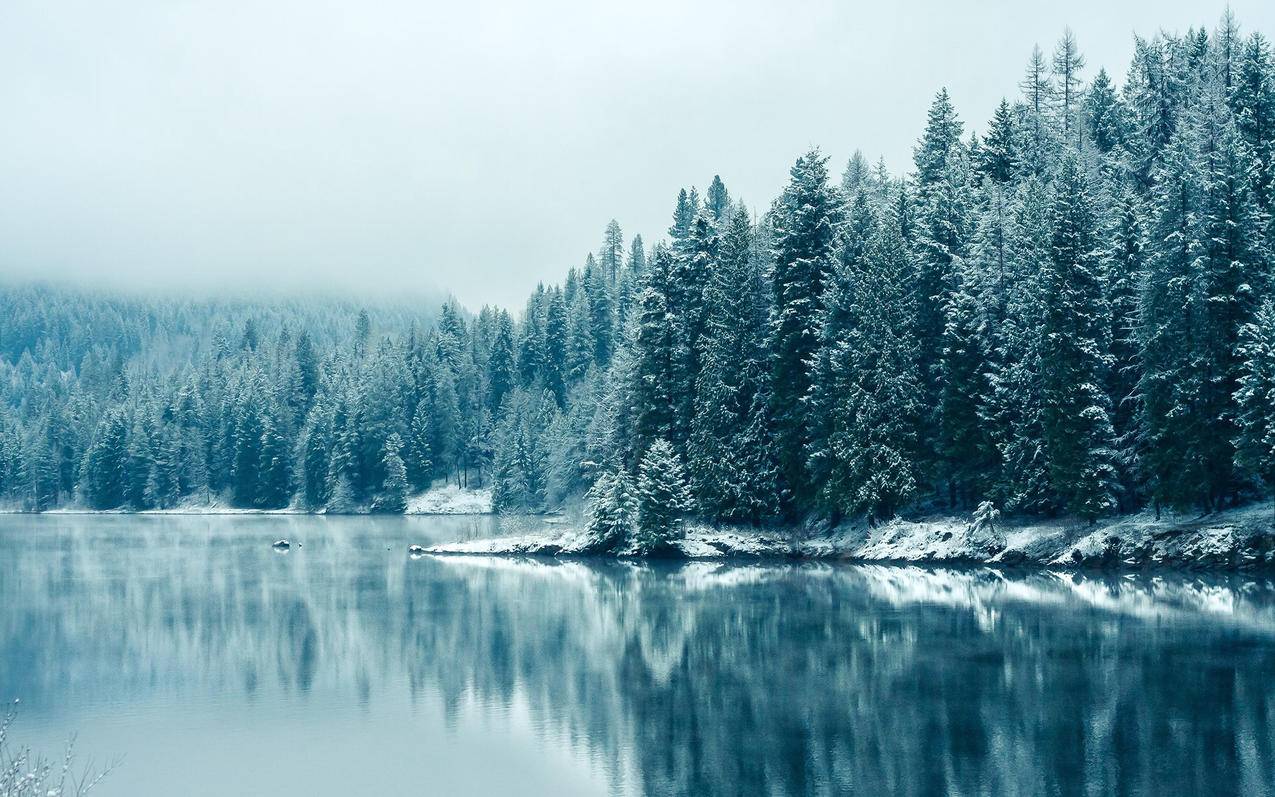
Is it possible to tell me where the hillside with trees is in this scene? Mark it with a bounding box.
[2,15,1275,542]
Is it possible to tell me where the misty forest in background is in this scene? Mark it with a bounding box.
[2,15,1275,544]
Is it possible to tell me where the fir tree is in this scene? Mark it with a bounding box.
[257,406,292,508]
[689,207,779,523]
[300,402,333,509]
[770,150,843,506]
[1041,156,1118,520]
[583,468,637,551]
[705,175,730,222]
[634,439,691,554]
[812,212,921,524]
[1235,299,1275,510]
[373,432,409,513]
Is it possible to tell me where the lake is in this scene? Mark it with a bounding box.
[2,514,1274,796]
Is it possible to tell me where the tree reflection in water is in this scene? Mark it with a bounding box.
[2,515,1274,795]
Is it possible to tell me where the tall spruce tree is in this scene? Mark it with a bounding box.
[813,210,921,523]
[770,150,843,507]
[1041,156,1118,520]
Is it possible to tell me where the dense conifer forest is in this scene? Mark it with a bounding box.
[3,15,1275,537]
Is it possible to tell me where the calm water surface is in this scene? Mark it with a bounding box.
[2,514,1275,796]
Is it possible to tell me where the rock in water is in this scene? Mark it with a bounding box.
[272,539,291,550]
[408,544,426,557]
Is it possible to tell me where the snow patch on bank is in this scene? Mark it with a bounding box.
[405,484,489,515]
[406,485,493,515]
[426,503,1275,570]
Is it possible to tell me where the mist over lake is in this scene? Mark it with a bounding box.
[4,515,1275,795]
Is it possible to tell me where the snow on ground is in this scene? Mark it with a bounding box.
[406,485,493,515]
[426,502,1275,571]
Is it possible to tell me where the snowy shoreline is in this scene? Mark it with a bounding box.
[426,503,1275,570]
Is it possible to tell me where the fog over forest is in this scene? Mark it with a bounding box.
[2,1,1274,308]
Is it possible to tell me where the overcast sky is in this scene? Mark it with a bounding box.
[2,1,1272,311]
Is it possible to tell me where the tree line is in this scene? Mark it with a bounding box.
[2,15,1274,536]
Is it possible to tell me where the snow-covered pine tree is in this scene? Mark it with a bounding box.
[80,409,129,509]
[1235,298,1275,511]
[486,311,516,414]
[631,246,681,461]
[374,433,409,513]
[841,150,870,197]
[978,100,1020,184]
[1051,28,1087,145]
[300,400,334,508]
[814,209,921,524]
[257,404,292,508]
[671,211,719,453]
[705,176,730,222]
[583,261,614,369]
[565,288,595,382]
[1100,177,1146,508]
[1040,155,1118,521]
[1137,121,1201,511]
[635,439,692,554]
[1232,32,1275,209]
[123,421,154,510]
[914,128,974,501]
[599,219,624,283]
[770,150,843,508]
[583,467,637,551]
[689,206,779,523]
[1191,97,1268,507]
[1085,68,1128,155]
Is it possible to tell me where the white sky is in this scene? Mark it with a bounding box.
[2,0,1272,310]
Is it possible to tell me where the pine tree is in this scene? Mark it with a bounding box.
[671,211,719,450]
[770,150,843,507]
[812,212,922,524]
[914,89,964,193]
[1233,32,1275,209]
[294,331,320,411]
[841,150,870,197]
[486,311,516,413]
[982,178,1053,513]
[1085,68,1128,154]
[705,175,730,222]
[635,439,691,554]
[599,220,624,282]
[1019,45,1059,175]
[1041,156,1118,520]
[257,406,292,508]
[373,433,409,513]
[1191,102,1267,506]
[80,409,129,509]
[914,147,974,499]
[300,401,333,509]
[938,262,994,507]
[405,398,433,491]
[583,468,637,551]
[149,426,182,509]
[1138,123,1201,511]
[1052,28,1087,144]
[1102,178,1146,507]
[631,247,681,460]
[123,422,154,510]
[565,286,596,382]
[689,207,779,523]
[1235,299,1275,510]
[978,100,1019,183]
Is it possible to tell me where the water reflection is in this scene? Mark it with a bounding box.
[2,515,1275,796]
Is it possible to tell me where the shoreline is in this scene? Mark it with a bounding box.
[425,503,1275,571]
